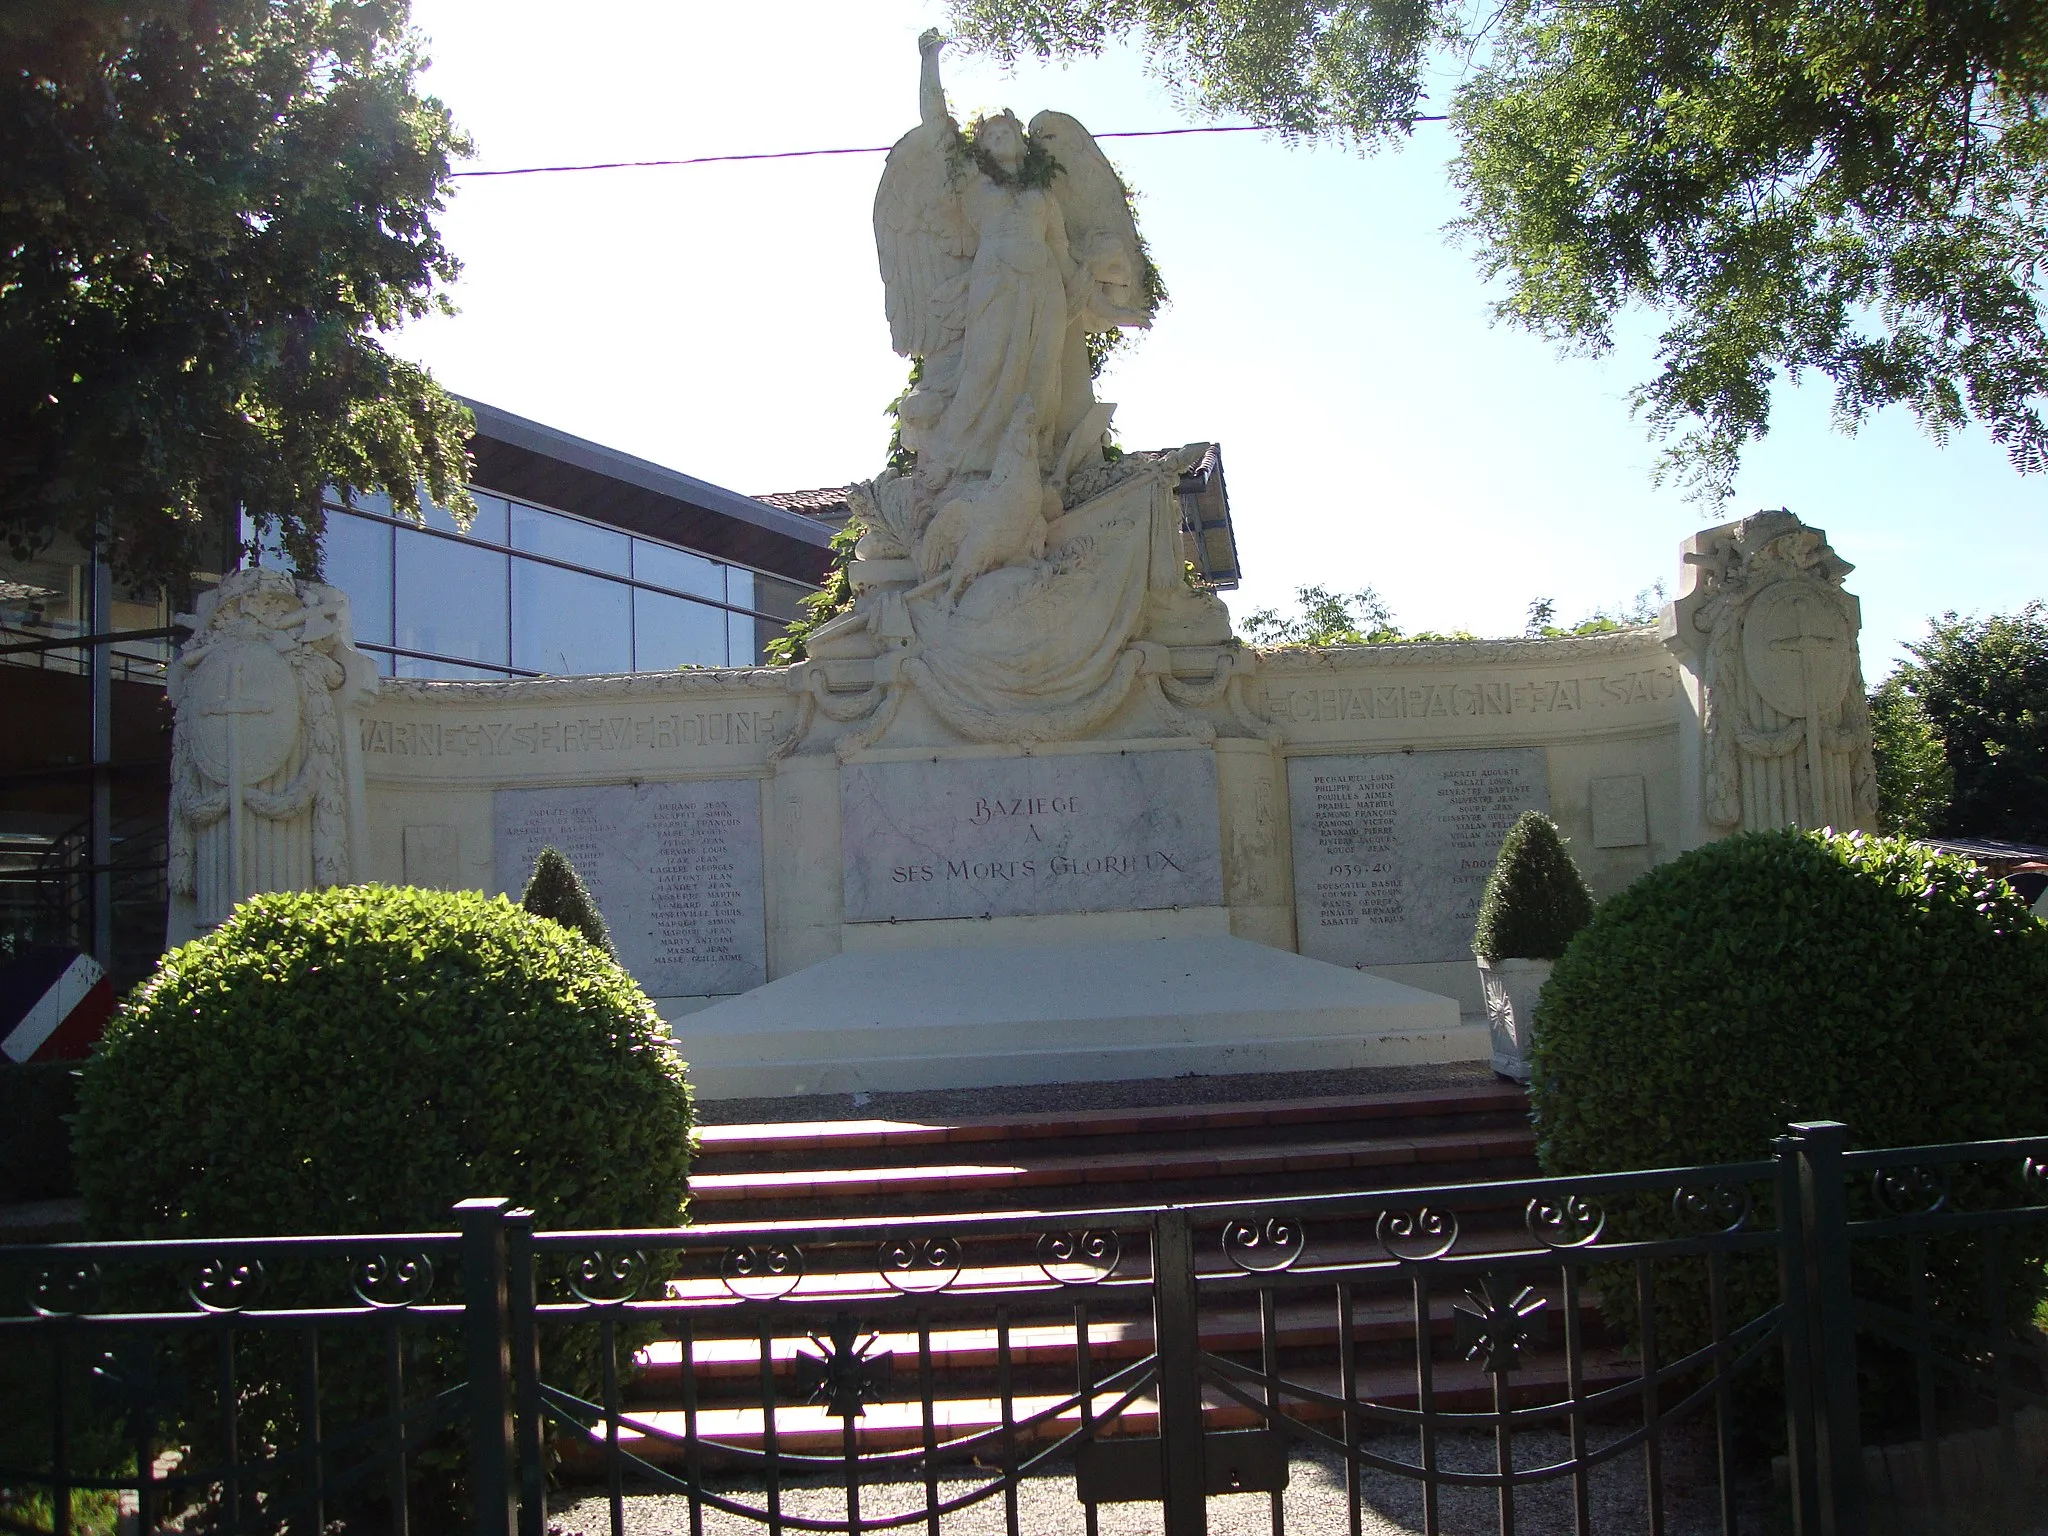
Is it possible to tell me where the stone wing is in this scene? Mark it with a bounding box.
[1028,110,1155,329]
[873,119,972,360]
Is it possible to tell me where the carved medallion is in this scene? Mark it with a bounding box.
[185,640,299,787]
[1741,579,1852,721]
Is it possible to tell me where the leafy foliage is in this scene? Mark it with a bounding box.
[1,1,476,585]
[1893,603,2048,844]
[1240,584,1408,646]
[953,111,1064,189]
[1524,582,1667,638]
[1240,581,1659,646]
[947,0,1441,146]
[765,521,858,665]
[947,0,2048,496]
[1472,811,1594,961]
[1532,830,2048,1384]
[75,884,693,1237]
[1869,674,1954,838]
[521,845,615,956]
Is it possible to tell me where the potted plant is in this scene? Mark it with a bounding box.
[1473,810,1595,1081]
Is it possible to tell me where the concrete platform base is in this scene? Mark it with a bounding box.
[668,935,1480,1100]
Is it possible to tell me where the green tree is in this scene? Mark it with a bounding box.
[947,1,2048,497]
[1240,583,1403,646]
[2,1,476,586]
[1892,604,2048,844]
[1868,673,1954,837]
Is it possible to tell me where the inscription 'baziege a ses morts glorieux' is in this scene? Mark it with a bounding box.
[841,751,1224,921]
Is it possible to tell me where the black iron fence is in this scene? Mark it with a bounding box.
[4,1122,2045,1535]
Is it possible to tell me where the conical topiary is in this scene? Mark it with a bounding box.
[1473,811,1595,961]
[520,845,615,956]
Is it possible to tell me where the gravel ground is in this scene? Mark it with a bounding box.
[549,1423,1775,1535]
[695,1062,1500,1127]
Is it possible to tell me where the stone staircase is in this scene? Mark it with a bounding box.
[589,1075,1637,1461]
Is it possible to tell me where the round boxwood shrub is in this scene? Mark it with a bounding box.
[76,883,692,1237]
[71,885,693,1522]
[1532,829,2048,1421]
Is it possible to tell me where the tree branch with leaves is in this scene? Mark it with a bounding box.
[946,0,2048,499]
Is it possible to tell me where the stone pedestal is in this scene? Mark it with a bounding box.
[671,932,1477,1099]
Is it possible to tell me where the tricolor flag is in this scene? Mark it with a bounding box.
[1,948,116,1064]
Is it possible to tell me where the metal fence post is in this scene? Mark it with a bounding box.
[458,1198,518,1536]
[1774,1134,1824,1536]
[506,1208,545,1536]
[1788,1122,1865,1536]
[1152,1209,1207,1536]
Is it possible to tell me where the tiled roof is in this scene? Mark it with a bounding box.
[752,486,858,521]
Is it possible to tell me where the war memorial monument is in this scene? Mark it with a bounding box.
[164,37,1879,1098]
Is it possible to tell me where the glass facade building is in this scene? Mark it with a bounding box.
[2,399,832,986]
[284,489,815,680]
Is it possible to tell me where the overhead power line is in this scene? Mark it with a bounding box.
[447,119,1447,179]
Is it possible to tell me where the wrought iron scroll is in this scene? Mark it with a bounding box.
[1035,1229,1121,1286]
[566,1249,650,1305]
[1222,1216,1305,1274]
[1376,1206,1459,1262]
[1871,1164,1950,1217]
[190,1254,265,1312]
[720,1242,804,1301]
[877,1234,961,1294]
[1527,1192,1606,1248]
[30,1261,101,1317]
[350,1252,436,1308]
[1673,1182,1755,1234]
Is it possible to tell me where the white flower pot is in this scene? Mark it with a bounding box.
[1477,956,1552,1083]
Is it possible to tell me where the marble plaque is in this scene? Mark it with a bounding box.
[1289,749,1549,966]
[1590,774,1649,847]
[494,780,765,997]
[842,750,1224,922]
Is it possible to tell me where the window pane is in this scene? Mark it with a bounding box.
[395,653,512,680]
[511,559,631,674]
[634,590,728,669]
[421,489,508,544]
[321,512,392,645]
[510,502,629,575]
[337,488,393,519]
[729,610,758,667]
[633,539,725,601]
[727,567,755,614]
[753,573,813,623]
[395,535,508,665]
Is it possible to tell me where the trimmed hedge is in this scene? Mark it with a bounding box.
[70,885,693,1522]
[1533,830,2048,1169]
[1531,829,2048,1418]
[1472,810,1595,961]
[75,883,692,1238]
[521,844,615,957]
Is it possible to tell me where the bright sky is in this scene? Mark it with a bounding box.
[389,0,2045,674]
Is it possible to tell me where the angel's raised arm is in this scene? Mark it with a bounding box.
[917,29,949,129]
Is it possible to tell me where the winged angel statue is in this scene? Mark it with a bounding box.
[795,31,1233,748]
[877,30,1154,500]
